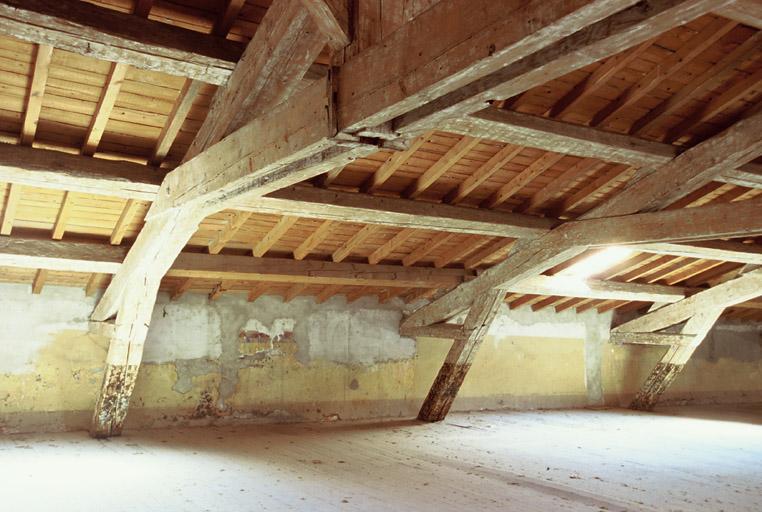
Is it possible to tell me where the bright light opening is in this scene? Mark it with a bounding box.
[558,246,634,280]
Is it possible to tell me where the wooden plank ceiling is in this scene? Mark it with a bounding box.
[0,1,760,321]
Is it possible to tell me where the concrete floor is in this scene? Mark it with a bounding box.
[1,405,761,511]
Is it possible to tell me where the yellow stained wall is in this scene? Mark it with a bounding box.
[1,301,760,435]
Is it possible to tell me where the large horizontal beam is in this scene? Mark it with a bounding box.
[247,187,556,238]
[0,143,162,201]
[610,332,694,346]
[440,107,762,188]
[635,241,762,265]
[572,198,762,246]
[501,275,687,303]
[0,237,470,289]
[0,0,326,85]
[0,143,555,239]
[393,0,732,133]
[0,236,702,305]
[336,0,637,132]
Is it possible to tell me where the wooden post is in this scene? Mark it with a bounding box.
[630,308,723,411]
[418,288,505,422]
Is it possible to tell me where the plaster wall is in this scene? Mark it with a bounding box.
[0,283,759,434]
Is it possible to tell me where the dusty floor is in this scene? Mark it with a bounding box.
[1,405,761,511]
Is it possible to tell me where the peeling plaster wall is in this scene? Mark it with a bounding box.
[0,282,760,434]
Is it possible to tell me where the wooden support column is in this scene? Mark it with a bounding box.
[91,274,162,437]
[629,308,724,411]
[418,288,505,422]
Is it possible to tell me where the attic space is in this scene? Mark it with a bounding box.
[0,0,761,511]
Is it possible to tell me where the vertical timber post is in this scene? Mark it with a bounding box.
[418,289,506,422]
[90,275,162,438]
[630,307,724,411]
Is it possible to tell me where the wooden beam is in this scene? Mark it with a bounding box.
[82,63,129,157]
[31,268,47,294]
[110,199,141,246]
[635,241,762,265]
[571,198,762,246]
[338,0,643,132]
[445,143,523,204]
[610,331,694,346]
[564,198,762,247]
[404,136,479,199]
[149,79,202,166]
[614,269,762,334]
[0,0,248,85]
[254,186,556,238]
[208,211,251,254]
[463,238,514,269]
[393,0,729,134]
[0,236,473,289]
[333,224,377,262]
[502,275,687,303]
[403,232,454,267]
[283,282,308,302]
[252,215,298,257]
[418,289,505,422]
[367,228,415,265]
[441,107,762,189]
[184,0,328,162]
[0,144,557,239]
[400,323,463,339]
[301,0,350,50]
[170,278,191,301]
[293,220,333,260]
[86,273,104,297]
[247,283,267,302]
[481,152,565,209]
[1,183,22,235]
[51,191,74,240]
[404,85,762,329]
[518,158,603,214]
[0,143,162,201]
[629,307,724,410]
[20,44,53,146]
[360,135,428,193]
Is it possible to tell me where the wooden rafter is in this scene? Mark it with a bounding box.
[252,215,299,257]
[52,191,74,240]
[82,63,129,157]
[110,199,141,246]
[209,211,252,255]
[293,220,333,260]
[20,44,53,146]
[1,183,22,236]
[149,79,202,167]
[404,136,479,199]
